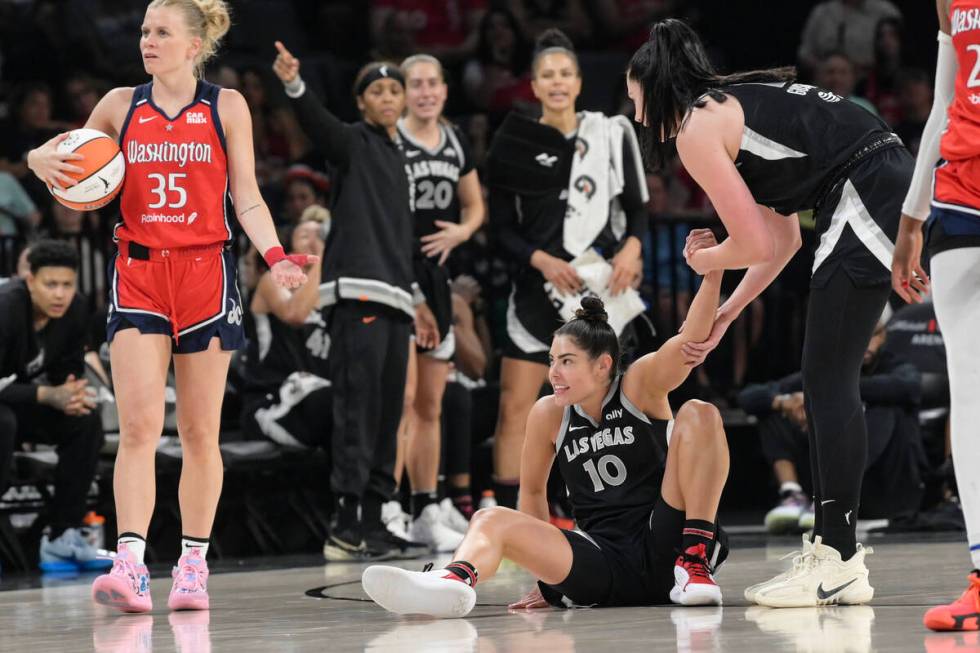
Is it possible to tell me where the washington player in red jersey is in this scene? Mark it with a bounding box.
[893,0,980,632]
[26,0,312,614]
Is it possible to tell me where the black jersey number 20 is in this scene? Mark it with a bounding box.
[416,179,454,210]
[583,454,627,492]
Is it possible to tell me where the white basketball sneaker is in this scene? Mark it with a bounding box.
[753,540,874,608]
[744,533,815,603]
[410,504,465,553]
[439,498,470,534]
[382,500,411,541]
[362,564,477,618]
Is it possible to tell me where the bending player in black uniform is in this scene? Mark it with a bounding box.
[362,243,729,618]
[391,54,485,552]
[627,19,915,607]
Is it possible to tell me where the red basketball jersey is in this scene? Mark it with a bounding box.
[117,81,231,249]
[941,1,980,162]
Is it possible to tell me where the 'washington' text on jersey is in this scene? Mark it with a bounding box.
[127,140,214,168]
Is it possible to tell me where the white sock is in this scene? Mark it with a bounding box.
[118,534,146,564]
[779,481,803,495]
[932,247,980,570]
[181,536,209,559]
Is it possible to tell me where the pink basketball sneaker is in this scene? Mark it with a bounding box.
[92,543,152,613]
[168,548,210,611]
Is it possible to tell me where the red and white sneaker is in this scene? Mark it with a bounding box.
[92,543,152,613]
[168,548,210,611]
[362,563,477,618]
[670,543,723,606]
[924,571,980,631]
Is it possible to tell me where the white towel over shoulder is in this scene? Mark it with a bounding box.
[562,112,646,257]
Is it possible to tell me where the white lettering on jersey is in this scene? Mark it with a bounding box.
[186,111,207,125]
[127,141,213,168]
[952,7,980,36]
[563,425,635,462]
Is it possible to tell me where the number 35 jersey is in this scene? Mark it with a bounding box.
[397,119,475,243]
[555,376,673,539]
[117,81,232,249]
[942,0,980,162]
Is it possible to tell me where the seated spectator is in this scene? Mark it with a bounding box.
[508,0,591,45]
[861,16,905,126]
[0,172,41,237]
[462,8,536,125]
[738,321,923,533]
[883,301,952,514]
[594,0,680,52]
[0,83,71,205]
[893,69,932,156]
[206,64,241,91]
[798,0,902,76]
[40,202,107,309]
[0,240,107,571]
[439,275,491,523]
[239,220,329,450]
[370,0,486,63]
[61,73,106,129]
[815,52,880,116]
[281,165,330,226]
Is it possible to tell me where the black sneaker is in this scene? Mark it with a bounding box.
[323,525,393,563]
[365,527,429,560]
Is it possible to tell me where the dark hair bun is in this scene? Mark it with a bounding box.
[535,28,574,54]
[575,296,608,323]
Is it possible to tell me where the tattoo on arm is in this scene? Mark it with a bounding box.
[238,204,261,219]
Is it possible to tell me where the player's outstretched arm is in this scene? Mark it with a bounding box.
[220,88,315,290]
[626,262,723,399]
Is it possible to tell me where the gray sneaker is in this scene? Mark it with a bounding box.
[40,527,110,572]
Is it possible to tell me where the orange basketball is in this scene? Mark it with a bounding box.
[48,128,126,211]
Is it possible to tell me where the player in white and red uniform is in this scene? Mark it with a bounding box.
[892,0,980,632]
[26,0,311,614]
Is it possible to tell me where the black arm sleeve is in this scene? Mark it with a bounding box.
[619,137,649,242]
[288,86,354,170]
[860,362,922,406]
[490,187,535,265]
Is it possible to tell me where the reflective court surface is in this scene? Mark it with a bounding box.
[0,536,974,652]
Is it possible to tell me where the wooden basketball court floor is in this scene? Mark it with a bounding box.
[0,535,974,652]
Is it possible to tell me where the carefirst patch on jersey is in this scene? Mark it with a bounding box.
[563,426,635,462]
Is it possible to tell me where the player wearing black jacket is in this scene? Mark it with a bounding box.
[273,42,437,561]
[0,240,104,571]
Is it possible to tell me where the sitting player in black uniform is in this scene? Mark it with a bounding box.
[627,19,915,607]
[362,243,729,617]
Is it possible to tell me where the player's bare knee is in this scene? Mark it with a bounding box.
[470,506,509,534]
[675,400,725,445]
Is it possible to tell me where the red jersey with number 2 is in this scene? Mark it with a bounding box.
[941,1,980,162]
[118,80,232,249]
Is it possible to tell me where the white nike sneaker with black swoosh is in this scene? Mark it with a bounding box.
[753,541,874,608]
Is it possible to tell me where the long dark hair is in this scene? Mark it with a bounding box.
[627,19,796,170]
[554,297,620,381]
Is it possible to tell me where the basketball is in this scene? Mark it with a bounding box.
[48,128,125,211]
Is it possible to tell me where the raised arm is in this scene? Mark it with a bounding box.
[273,41,354,170]
[624,267,723,410]
[517,397,562,522]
